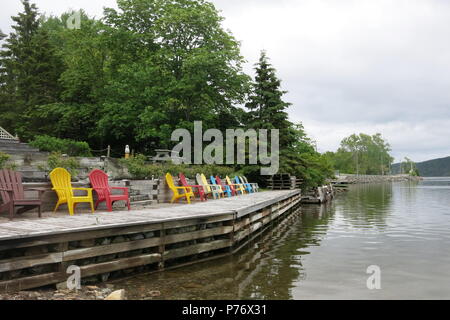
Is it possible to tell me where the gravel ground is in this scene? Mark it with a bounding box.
[0,285,119,300]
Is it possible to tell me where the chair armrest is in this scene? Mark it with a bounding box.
[176,186,192,191]
[72,188,93,197]
[28,187,47,199]
[207,184,223,192]
[186,185,205,192]
[229,183,243,188]
[187,184,203,189]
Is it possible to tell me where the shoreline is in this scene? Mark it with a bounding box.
[333,174,423,184]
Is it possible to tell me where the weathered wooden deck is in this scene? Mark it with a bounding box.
[0,190,301,292]
[0,190,299,241]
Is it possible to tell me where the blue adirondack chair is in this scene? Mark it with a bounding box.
[235,176,253,193]
[242,176,259,193]
[211,176,232,198]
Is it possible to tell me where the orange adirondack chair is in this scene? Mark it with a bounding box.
[89,169,130,212]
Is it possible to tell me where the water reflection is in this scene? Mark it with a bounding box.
[113,179,450,299]
[339,183,393,229]
[238,205,333,299]
[114,204,334,300]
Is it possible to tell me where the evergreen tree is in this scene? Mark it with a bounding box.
[245,50,293,148]
[244,51,333,186]
[0,0,62,139]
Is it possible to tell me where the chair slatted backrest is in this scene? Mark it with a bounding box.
[200,174,210,188]
[215,176,224,186]
[165,173,178,192]
[49,168,73,201]
[216,176,233,193]
[179,173,190,187]
[196,174,211,193]
[210,176,217,185]
[89,169,110,199]
[0,169,24,202]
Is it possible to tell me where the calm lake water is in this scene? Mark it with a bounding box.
[114,178,450,300]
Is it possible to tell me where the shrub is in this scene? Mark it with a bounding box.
[119,154,239,180]
[119,155,164,179]
[47,152,80,177]
[0,152,9,169]
[0,152,17,170]
[30,135,92,157]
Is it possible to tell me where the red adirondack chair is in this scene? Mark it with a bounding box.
[179,173,207,201]
[0,169,45,220]
[88,169,130,212]
[216,176,237,196]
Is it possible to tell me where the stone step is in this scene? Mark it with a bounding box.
[129,189,141,196]
[130,199,153,206]
[0,144,38,149]
[0,140,20,145]
[130,194,150,202]
[0,147,41,153]
[0,141,46,156]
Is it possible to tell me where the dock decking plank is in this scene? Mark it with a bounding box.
[0,190,300,241]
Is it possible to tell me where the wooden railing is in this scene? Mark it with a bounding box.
[0,126,18,141]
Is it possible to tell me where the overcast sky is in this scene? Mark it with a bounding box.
[1,0,450,162]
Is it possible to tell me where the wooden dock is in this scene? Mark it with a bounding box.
[0,190,301,292]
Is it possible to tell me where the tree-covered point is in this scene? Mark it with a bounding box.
[324,133,394,175]
[399,157,420,176]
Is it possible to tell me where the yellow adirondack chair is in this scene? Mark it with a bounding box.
[198,174,224,199]
[49,168,95,216]
[226,176,245,195]
[165,173,194,204]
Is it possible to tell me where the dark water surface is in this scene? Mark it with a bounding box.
[113,178,450,299]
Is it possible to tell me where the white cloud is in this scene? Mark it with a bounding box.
[212,0,450,162]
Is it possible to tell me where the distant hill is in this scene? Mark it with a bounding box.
[391,156,450,177]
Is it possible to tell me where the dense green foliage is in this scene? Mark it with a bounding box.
[0,0,334,187]
[1,0,248,153]
[29,135,92,157]
[324,133,394,175]
[0,1,62,139]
